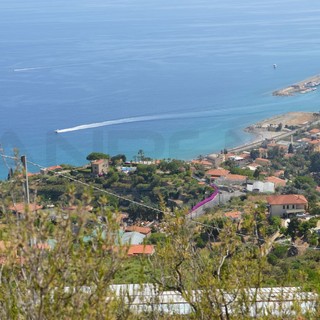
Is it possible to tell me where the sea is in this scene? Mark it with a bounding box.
[1,0,320,178]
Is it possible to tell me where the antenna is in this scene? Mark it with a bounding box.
[21,155,30,204]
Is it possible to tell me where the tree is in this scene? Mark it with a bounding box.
[0,204,132,319]
[310,152,320,172]
[288,143,294,154]
[253,167,262,178]
[286,217,300,241]
[149,212,270,319]
[110,154,126,165]
[86,152,109,161]
[250,149,260,160]
[137,149,145,162]
[276,123,283,132]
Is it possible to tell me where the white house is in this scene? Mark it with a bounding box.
[266,194,308,217]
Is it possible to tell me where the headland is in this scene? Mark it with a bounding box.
[273,74,320,96]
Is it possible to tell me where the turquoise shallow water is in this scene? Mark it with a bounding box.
[1,0,320,177]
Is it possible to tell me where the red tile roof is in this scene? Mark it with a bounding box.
[284,153,294,159]
[273,170,284,177]
[225,174,247,181]
[206,168,229,177]
[266,194,308,205]
[224,211,242,219]
[35,243,51,250]
[239,153,251,159]
[92,159,107,165]
[127,245,154,256]
[256,158,271,165]
[125,226,151,235]
[191,160,213,166]
[308,139,320,145]
[46,165,62,171]
[309,128,320,134]
[265,176,286,187]
[9,203,42,214]
[248,163,260,168]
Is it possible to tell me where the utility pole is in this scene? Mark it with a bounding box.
[21,155,30,204]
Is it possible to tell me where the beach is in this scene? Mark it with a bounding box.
[209,112,320,156]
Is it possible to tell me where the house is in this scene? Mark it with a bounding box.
[121,232,146,245]
[255,158,271,167]
[273,170,285,178]
[246,162,261,171]
[228,156,247,167]
[224,211,242,221]
[308,128,320,136]
[40,165,62,175]
[125,226,151,237]
[91,159,109,175]
[258,148,268,158]
[265,176,286,188]
[206,153,225,168]
[9,202,42,218]
[216,174,247,186]
[205,168,229,181]
[246,181,275,193]
[308,139,320,152]
[266,194,308,217]
[127,245,155,256]
[191,159,214,169]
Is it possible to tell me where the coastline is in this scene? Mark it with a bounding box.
[207,111,320,157]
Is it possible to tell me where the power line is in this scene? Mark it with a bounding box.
[1,154,165,214]
[1,154,319,251]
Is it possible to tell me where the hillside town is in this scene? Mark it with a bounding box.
[1,112,320,318]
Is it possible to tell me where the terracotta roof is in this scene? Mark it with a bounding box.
[9,203,42,214]
[309,128,320,134]
[191,160,213,166]
[35,243,51,250]
[284,154,294,159]
[239,153,251,159]
[266,194,308,205]
[46,165,62,171]
[309,139,320,145]
[224,211,242,219]
[225,174,247,181]
[248,163,260,168]
[125,226,151,235]
[256,158,271,165]
[265,176,286,187]
[273,170,284,177]
[92,159,107,165]
[206,168,229,177]
[127,245,154,256]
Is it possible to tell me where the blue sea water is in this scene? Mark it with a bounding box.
[1,0,320,178]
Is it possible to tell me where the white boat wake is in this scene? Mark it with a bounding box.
[13,66,50,72]
[55,112,204,133]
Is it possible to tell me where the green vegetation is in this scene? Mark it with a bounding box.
[86,152,110,161]
[0,144,320,318]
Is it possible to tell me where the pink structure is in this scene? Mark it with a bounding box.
[191,184,219,212]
